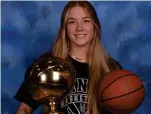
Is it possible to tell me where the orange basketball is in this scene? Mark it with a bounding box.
[99,70,145,114]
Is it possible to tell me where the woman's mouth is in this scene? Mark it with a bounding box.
[75,34,87,38]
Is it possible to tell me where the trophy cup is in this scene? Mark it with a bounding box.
[26,54,76,114]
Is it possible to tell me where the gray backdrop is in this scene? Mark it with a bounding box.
[1,1,151,114]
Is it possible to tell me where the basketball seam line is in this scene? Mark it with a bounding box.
[100,73,140,101]
[100,85,144,102]
[107,103,141,111]
[106,106,137,112]
[106,107,136,111]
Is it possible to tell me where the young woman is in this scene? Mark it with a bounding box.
[15,1,122,114]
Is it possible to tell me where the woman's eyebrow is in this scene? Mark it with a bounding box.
[83,17,90,19]
[68,17,90,20]
[68,17,76,20]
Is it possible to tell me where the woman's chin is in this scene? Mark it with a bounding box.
[75,42,90,47]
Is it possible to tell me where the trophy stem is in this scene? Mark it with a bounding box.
[49,101,56,113]
[44,101,64,114]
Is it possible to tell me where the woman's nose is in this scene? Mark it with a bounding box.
[76,22,83,31]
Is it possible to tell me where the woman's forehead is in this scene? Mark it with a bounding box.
[68,6,90,18]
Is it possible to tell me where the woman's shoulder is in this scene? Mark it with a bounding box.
[107,56,123,70]
[38,52,52,59]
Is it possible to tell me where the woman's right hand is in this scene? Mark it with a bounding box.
[16,102,33,114]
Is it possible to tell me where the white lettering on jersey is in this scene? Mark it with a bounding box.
[61,78,88,114]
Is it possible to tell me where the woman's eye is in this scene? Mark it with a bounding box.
[84,20,90,23]
[68,21,75,24]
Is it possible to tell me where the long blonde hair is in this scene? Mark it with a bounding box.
[51,1,121,114]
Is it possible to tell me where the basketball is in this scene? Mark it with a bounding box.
[99,70,145,114]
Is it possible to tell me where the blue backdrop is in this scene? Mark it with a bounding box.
[1,1,151,114]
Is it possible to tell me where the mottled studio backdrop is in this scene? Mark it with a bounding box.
[1,1,151,114]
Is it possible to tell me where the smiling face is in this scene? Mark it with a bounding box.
[66,6,94,48]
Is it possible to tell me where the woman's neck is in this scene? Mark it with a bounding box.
[69,46,89,62]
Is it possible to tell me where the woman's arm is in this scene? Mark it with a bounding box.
[16,102,33,114]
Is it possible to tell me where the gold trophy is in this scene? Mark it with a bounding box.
[26,54,76,114]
